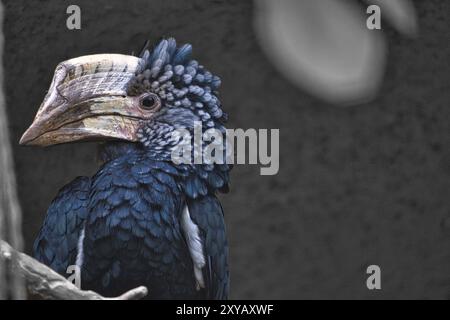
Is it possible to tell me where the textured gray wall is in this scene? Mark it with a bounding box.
[3,0,450,299]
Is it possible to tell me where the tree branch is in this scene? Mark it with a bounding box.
[0,240,148,300]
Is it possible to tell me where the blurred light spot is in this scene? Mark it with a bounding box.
[254,0,416,106]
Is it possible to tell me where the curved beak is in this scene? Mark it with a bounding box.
[20,54,148,146]
[19,96,144,146]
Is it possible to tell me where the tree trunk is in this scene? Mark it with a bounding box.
[0,2,27,299]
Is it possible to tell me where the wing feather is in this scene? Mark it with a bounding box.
[186,196,229,299]
[33,176,90,275]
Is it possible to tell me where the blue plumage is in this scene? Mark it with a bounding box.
[33,176,90,274]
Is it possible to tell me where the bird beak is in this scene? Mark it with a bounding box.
[20,54,148,146]
[20,96,147,146]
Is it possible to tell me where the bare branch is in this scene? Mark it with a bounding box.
[0,240,148,300]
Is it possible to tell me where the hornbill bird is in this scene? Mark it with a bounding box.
[20,38,231,299]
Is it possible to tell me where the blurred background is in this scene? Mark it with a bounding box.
[2,0,449,299]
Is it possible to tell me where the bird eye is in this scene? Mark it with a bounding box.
[140,93,161,111]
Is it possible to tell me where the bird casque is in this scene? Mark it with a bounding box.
[20,38,231,299]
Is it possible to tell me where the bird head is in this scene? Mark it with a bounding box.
[20,38,226,158]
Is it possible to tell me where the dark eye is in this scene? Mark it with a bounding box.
[140,93,161,111]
